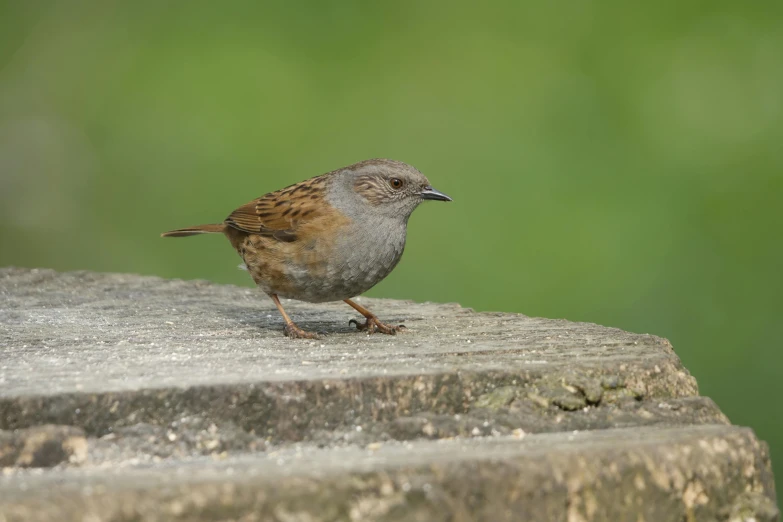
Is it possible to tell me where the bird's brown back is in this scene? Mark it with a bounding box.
[222,172,354,298]
[224,173,332,241]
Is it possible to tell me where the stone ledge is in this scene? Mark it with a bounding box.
[0,267,777,521]
[0,426,776,522]
[1,267,694,397]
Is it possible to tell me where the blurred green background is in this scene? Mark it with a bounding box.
[1,0,781,496]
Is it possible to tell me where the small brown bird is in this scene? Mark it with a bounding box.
[162,159,451,339]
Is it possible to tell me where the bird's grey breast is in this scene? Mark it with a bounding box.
[335,212,407,285]
[320,178,409,299]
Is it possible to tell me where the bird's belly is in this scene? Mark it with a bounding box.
[279,231,406,303]
[237,218,408,303]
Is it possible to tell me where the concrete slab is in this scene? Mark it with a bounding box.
[0,267,777,521]
[0,426,777,522]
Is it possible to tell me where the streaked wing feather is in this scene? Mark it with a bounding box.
[224,174,329,242]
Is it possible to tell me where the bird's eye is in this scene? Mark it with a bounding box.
[390,178,404,190]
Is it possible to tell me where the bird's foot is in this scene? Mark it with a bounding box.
[349,316,406,335]
[284,323,321,339]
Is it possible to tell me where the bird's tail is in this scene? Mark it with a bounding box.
[160,223,226,237]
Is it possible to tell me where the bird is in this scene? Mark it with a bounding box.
[161,158,452,339]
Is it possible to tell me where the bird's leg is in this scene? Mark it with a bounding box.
[270,294,320,339]
[344,299,405,335]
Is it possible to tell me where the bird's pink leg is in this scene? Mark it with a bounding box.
[271,294,320,339]
[344,299,405,335]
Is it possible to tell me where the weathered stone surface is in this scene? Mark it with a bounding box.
[0,426,776,522]
[0,425,87,468]
[0,267,777,520]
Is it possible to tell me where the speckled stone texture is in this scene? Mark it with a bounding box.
[0,267,778,521]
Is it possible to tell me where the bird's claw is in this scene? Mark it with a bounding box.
[284,323,321,339]
[350,317,406,335]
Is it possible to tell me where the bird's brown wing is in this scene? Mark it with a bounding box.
[224,174,331,242]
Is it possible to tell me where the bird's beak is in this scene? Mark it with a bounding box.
[420,186,452,202]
